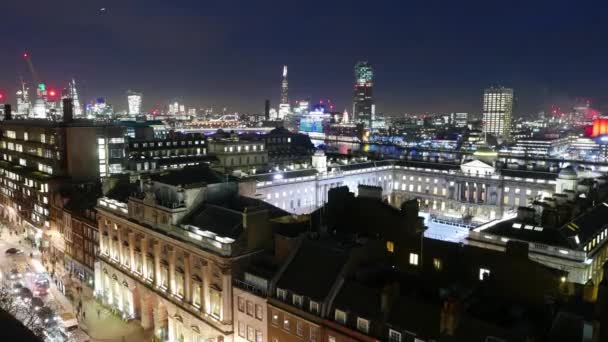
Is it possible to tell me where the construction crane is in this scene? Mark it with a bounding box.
[22,52,41,87]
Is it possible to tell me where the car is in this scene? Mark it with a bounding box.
[11,282,23,294]
[33,279,49,296]
[5,248,23,255]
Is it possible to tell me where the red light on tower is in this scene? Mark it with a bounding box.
[48,89,57,97]
[0,92,4,102]
[23,52,29,58]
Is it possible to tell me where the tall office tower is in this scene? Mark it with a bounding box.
[281,65,289,105]
[127,90,143,115]
[353,61,374,127]
[482,86,513,142]
[16,80,31,117]
[264,99,270,120]
[68,79,83,117]
[278,66,291,119]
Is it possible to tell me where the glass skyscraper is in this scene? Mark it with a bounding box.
[353,61,373,128]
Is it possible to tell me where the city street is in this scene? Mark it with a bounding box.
[0,223,147,341]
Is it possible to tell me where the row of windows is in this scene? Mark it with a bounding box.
[237,296,264,320]
[132,140,203,148]
[237,321,263,342]
[271,309,318,341]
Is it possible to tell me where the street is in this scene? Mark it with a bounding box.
[0,223,147,341]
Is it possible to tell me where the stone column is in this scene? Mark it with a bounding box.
[142,236,149,278]
[154,241,161,288]
[168,316,175,342]
[129,232,136,273]
[169,248,176,295]
[221,267,232,324]
[140,289,152,329]
[202,261,210,315]
[184,254,192,303]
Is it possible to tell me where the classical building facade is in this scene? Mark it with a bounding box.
[94,166,286,342]
[240,156,558,223]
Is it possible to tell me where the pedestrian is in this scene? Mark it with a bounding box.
[82,310,86,320]
[97,308,101,319]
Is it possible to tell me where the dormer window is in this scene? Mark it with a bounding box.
[277,288,287,301]
[309,301,320,314]
[357,317,370,333]
[335,309,346,324]
[292,294,303,307]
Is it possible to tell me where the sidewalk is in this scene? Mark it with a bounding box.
[80,298,147,341]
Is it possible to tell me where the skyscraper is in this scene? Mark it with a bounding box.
[16,79,31,117]
[278,65,291,119]
[68,79,82,117]
[281,65,289,105]
[353,61,373,127]
[127,90,143,115]
[483,86,513,142]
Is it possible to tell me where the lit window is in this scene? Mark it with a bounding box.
[479,268,490,281]
[296,321,303,336]
[335,309,346,324]
[283,316,290,331]
[271,310,279,326]
[433,258,442,271]
[386,241,394,253]
[504,187,510,193]
[357,317,369,333]
[409,253,419,266]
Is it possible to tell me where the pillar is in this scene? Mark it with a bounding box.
[154,241,162,288]
[142,236,149,278]
[168,316,175,342]
[129,232,136,273]
[221,267,232,324]
[184,254,192,303]
[169,248,176,295]
[140,289,153,329]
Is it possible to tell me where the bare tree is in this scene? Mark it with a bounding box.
[0,283,45,338]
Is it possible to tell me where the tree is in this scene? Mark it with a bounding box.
[0,284,45,338]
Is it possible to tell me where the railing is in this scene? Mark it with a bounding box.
[233,279,268,297]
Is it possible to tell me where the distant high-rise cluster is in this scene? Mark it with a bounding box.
[353,61,374,127]
[127,90,143,115]
[482,86,513,142]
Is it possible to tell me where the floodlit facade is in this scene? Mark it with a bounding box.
[127,91,143,115]
[353,61,374,127]
[483,86,513,142]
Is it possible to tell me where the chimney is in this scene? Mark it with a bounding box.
[3,104,11,120]
[62,98,73,123]
[516,207,535,222]
[264,99,270,120]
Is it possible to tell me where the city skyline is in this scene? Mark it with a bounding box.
[3,1,608,116]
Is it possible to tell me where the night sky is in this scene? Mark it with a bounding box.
[2,0,608,116]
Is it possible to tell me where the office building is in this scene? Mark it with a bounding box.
[207,134,267,172]
[0,101,125,246]
[353,61,374,127]
[483,86,513,142]
[126,132,208,173]
[451,112,468,128]
[127,90,143,115]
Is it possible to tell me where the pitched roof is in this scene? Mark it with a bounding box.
[276,240,348,301]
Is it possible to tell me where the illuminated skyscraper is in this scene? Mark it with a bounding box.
[16,80,31,117]
[353,61,373,127]
[281,65,289,105]
[127,90,143,115]
[68,79,83,117]
[278,65,291,119]
[483,86,513,142]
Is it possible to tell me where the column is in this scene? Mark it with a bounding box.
[154,241,161,288]
[129,232,136,273]
[169,248,176,295]
[203,261,210,315]
[168,316,175,342]
[221,267,232,324]
[142,236,149,278]
[184,254,192,303]
[140,289,152,329]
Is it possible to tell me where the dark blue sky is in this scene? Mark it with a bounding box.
[2,0,608,116]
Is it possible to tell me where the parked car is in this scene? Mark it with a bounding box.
[36,306,58,327]
[5,248,23,255]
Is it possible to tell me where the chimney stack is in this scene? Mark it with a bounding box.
[3,104,11,120]
[62,98,73,123]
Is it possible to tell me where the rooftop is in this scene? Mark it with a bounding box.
[150,165,229,188]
